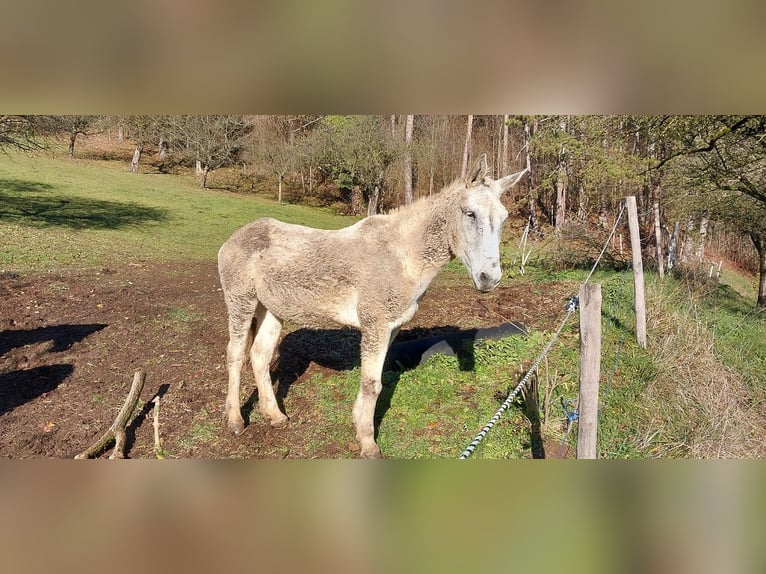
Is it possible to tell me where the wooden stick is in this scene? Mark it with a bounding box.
[75,370,146,459]
[152,396,164,459]
[577,282,602,459]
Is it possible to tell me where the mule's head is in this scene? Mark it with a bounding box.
[453,154,527,293]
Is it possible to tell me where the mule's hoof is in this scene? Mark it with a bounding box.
[269,415,289,429]
[360,447,383,459]
[228,419,246,436]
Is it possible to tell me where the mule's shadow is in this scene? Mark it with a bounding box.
[241,323,526,438]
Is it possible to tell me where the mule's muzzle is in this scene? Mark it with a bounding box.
[475,271,501,293]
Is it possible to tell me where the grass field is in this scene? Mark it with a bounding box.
[0,152,355,271]
[2,149,764,459]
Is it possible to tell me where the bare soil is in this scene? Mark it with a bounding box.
[0,261,577,458]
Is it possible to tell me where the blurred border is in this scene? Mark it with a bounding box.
[0,461,762,574]
[1,0,765,113]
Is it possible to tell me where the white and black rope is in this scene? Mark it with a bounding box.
[458,297,578,459]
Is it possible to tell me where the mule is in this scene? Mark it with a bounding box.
[217,154,526,458]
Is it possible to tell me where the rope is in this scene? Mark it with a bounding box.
[457,204,627,459]
[458,296,578,459]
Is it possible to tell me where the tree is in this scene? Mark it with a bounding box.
[308,116,397,216]
[666,115,766,308]
[248,116,300,203]
[59,115,95,157]
[0,115,57,152]
[114,116,170,173]
[166,115,250,188]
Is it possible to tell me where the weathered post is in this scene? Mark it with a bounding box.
[626,196,647,349]
[577,282,602,459]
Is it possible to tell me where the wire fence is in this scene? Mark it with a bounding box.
[457,202,628,459]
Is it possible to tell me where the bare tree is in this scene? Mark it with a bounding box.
[0,115,57,152]
[117,116,169,173]
[60,116,95,157]
[248,116,298,203]
[166,115,250,188]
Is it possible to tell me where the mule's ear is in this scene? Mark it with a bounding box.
[465,153,489,187]
[491,167,528,196]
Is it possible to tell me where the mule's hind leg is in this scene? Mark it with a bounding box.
[250,305,288,428]
[224,297,258,436]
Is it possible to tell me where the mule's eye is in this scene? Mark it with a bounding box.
[464,210,475,219]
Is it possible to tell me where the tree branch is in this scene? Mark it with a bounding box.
[75,370,146,459]
[649,116,752,173]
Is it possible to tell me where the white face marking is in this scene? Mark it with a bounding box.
[458,188,508,293]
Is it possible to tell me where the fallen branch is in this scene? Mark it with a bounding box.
[75,370,146,459]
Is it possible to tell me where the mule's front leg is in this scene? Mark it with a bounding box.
[352,328,392,459]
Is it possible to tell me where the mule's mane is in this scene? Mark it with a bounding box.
[381,176,465,218]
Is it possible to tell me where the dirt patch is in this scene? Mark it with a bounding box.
[0,262,578,458]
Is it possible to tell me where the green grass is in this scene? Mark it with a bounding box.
[304,330,558,459]
[0,152,355,271]
[698,282,766,403]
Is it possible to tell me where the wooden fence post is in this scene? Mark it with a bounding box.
[625,196,648,349]
[577,282,602,459]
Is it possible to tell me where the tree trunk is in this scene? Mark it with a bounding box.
[653,184,664,280]
[68,131,78,158]
[195,159,203,175]
[750,232,766,309]
[309,165,313,194]
[351,185,364,216]
[577,183,587,222]
[554,118,567,231]
[668,222,680,270]
[697,216,709,263]
[130,143,143,173]
[429,168,434,196]
[501,114,509,176]
[158,137,168,160]
[523,119,539,234]
[200,166,209,188]
[367,184,380,216]
[278,174,283,204]
[403,114,414,204]
[460,115,474,178]
[555,164,566,231]
[681,217,696,264]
